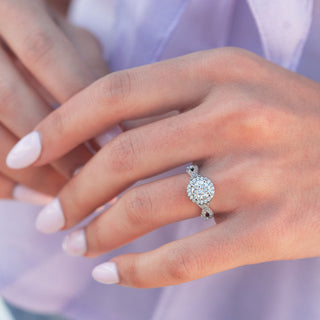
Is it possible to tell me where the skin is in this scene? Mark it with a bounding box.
[46,0,70,16]
[0,0,107,198]
[13,47,320,288]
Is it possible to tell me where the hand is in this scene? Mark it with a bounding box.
[0,0,108,202]
[8,48,320,288]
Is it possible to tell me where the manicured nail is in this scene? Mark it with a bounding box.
[6,131,42,169]
[95,125,123,147]
[13,185,53,205]
[62,229,87,256]
[92,262,120,284]
[36,198,65,234]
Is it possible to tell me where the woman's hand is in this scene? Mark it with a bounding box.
[7,48,320,287]
[0,0,108,202]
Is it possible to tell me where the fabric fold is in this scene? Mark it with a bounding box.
[247,0,314,70]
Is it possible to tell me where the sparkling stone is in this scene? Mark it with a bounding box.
[187,176,215,206]
[201,207,214,220]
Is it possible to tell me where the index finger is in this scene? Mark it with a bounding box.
[6,51,214,169]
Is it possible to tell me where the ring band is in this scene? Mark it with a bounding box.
[186,165,215,220]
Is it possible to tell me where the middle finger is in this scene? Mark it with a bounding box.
[35,109,226,233]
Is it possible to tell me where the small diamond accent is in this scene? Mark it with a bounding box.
[201,207,214,220]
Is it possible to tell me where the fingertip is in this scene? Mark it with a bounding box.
[62,229,87,256]
[35,198,65,234]
[6,131,42,169]
[13,184,53,205]
[92,262,120,285]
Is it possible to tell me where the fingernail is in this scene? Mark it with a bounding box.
[13,185,53,205]
[36,198,65,234]
[95,125,122,147]
[62,229,87,256]
[92,262,120,284]
[6,131,42,169]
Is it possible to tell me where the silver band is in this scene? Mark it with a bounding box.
[186,165,215,220]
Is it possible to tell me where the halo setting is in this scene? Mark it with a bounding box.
[186,165,215,220]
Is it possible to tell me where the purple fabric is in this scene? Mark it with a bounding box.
[1,0,320,319]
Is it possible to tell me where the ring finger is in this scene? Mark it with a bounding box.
[62,165,242,257]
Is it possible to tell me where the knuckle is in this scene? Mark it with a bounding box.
[240,164,277,203]
[219,47,252,63]
[212,103,248,144]
[221,47,260,73]
[22,31,54,65]
[165,243,200,282]
[204,47,263,81]
[121,256,144,288]
[238,106,276,142]
[108,133,140,174]
[98,70,133,106]
[92,220,108,253]
[204,47,248,76]
[216,101,278,147]
[123,187,153,226]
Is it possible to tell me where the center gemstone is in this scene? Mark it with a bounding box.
[187,176,215,206]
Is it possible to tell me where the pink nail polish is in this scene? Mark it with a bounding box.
[35,198,65,234]
[6,131,42,169]
[13,185,53,205]
[62,229,87,256]
[92,262,120,284]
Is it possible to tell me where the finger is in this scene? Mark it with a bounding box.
[0,46,92,177]
[12,184,53,205]
[9,51,214,166]
[0,46,52,133]
[0,171,50,205]
[0,173,49,205]
[0,124,66,196]
[0,1,94,102]
[92,214,263,288]
[0,172,15,198]
[34,110,223,233]
[60,21,109,78]
[62,169,240,257]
